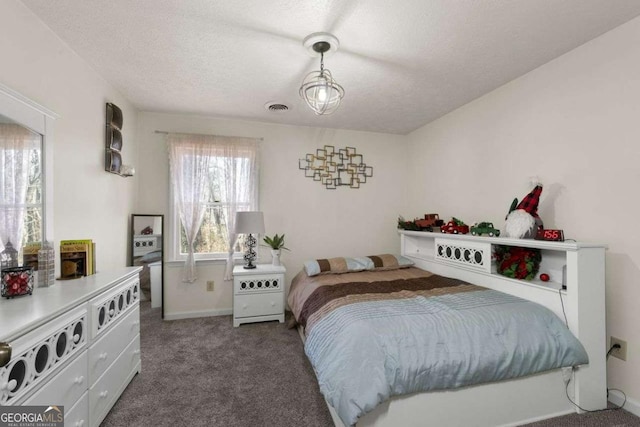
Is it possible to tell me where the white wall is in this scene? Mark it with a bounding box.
[406,16,640,412]
[0,0,138,272]
[136,112,407,318]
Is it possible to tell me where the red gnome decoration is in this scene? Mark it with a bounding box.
[504,184,543,239]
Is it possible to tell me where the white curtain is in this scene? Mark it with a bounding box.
[0,123,40,252]
[220,139,259,280]
[167,133,259,283]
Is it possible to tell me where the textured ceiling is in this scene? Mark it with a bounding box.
[21,0,640,135]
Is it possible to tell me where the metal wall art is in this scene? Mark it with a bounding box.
[299,145,373,189]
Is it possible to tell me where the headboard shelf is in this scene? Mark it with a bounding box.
[399,230,605,293]
[399,230,605,251]
[487,264,564,291]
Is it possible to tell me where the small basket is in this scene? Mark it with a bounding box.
[1,266,34,298]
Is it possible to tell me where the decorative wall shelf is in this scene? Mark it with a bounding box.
[105,103,134,177]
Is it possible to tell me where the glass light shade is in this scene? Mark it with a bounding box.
[299,69,345,115]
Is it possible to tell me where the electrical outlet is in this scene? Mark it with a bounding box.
[610,337,627,361]
[206,281,214,292]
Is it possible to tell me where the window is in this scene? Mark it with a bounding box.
[175,156,253,257]
[168,133,259,262]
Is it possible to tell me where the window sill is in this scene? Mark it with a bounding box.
[166,257,242,267]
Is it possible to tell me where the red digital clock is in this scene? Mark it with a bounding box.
[535,228,564,241]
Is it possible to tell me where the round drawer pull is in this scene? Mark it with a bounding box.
[99,390,109,398]
[2,379,17,392]
[271,302,275,307]
[73,334,81,343]
[99,352,108,361]
[75,420,85,427]
[73,376,84,385]
[242,304,247,309]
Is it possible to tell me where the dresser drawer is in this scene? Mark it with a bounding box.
[66,391,89,427]
[234,292,283,318]
[88,305,140,384]
[23,350,87,409]
[89,335,140,427]
[1,305,87,405]
[88,276,140,339]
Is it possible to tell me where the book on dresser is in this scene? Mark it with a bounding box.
[60,239,95,278]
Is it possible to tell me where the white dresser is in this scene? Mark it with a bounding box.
[233,264,285,327]
[0,267,142,427]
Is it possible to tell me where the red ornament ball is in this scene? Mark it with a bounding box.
[539,273,550,282]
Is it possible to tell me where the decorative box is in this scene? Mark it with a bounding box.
[1,266,34,298]
[38,241,56,287]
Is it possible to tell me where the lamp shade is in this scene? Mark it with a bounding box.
[235,211,265,234]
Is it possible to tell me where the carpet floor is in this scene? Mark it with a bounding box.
[102,302,640,427]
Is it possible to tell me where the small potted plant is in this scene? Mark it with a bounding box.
[263,234,289,266]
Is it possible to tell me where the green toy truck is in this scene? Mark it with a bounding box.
[470,222,500,237]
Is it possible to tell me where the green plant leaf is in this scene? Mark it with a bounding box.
[262,233,290,250]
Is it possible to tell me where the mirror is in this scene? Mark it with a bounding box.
[130,215,164,318]
[0,115,43,255]
[0,83,56,270]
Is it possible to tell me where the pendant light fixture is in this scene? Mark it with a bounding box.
[299,32,345,115]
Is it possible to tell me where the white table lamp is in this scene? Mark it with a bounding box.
[235,211,265,269]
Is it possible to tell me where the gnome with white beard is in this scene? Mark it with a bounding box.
[504,184,544,239]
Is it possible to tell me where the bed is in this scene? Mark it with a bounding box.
[288,232,607,427]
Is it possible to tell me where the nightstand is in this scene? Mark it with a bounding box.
[233,264,286,327]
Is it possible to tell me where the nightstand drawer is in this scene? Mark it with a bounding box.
[234,274,283,295]
[234,293,283,318]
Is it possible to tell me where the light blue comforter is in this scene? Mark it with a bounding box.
[304,289,588,426]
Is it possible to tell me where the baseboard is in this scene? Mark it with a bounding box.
[609,389,640,417]
[164,308,232,321]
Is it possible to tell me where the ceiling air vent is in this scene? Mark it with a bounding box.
[264,102,289,112]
